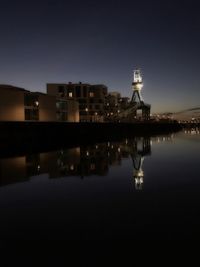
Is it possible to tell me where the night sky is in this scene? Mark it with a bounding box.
[0,0,200,113]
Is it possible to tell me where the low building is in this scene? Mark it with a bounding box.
[0,85,79,122]
[47,82,107,122]
[0,85,27,121]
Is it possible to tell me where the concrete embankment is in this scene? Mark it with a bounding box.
[0,121,182,156]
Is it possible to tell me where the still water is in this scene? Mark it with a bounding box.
[0,129,200,244]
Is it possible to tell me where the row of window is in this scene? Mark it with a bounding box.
[80,111,103,116]
[58,86,105,98]
[79,104,103,110]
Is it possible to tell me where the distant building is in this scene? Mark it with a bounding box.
[0,85,79,122]
[47,82,107,122]
[105,92,130,121]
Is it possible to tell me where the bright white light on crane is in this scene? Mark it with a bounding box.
[134,69,143,83]
[136,83,143,90]
[132,69,144,92]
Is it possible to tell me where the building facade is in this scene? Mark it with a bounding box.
[0,85,26,121]
[105,92,130,121]
[0,85,79,122]
[47,82,108,122]
[24,92,57,121]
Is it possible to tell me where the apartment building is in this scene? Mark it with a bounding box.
[105,92,130,121]
[47,82,108,122]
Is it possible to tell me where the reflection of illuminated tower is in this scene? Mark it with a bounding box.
[131,69,144,103]
[133,157,144,190]
[129,137,151,190]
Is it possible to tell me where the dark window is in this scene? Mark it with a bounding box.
[83,86,87,98]
[56,101,67,110]
[56,112,67,121]
[58,86,64,93]
[89,98,94,103]
[24,94,39,107]
[78,98,87,104]
[95,105,99,109]
[75,86,81,98]
[79,104,87,110]
[25,109,39,121]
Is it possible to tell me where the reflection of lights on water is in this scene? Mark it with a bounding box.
[107,142,110,147]
[184,128,200,135]
[118,147,121,153]
[70,165,74,171]
[135,176,144,191]
[137,170,144,178]
[135,177,144,184]
[90,164,95,170]
[134,169,144,190]
[86,151,89,156]
[37,165,40,171]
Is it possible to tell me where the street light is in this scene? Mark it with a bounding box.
[85,107,89,122]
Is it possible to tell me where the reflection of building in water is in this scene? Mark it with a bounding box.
[0,156,27,186]
[0,144,125,186]
[129,137,151,190]
[184,128,200,135]
[0,135,173,187]
[152,134,174,144]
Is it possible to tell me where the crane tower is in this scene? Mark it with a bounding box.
[130,69,151,120]
[131,69,144,103]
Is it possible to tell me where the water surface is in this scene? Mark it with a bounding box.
[0,129,199,245]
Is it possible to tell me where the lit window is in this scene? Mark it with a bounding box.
[35,101,39,107]
[89,92,94,97]
[69,92,73,97]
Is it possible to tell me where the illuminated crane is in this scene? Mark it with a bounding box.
[106,69,151,122]
[131,69,144,103]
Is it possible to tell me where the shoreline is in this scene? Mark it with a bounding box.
[0,121,183,157]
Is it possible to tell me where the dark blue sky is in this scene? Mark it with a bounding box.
[0,0,200,112]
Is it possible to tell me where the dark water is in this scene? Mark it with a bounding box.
[0,129,200,262]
